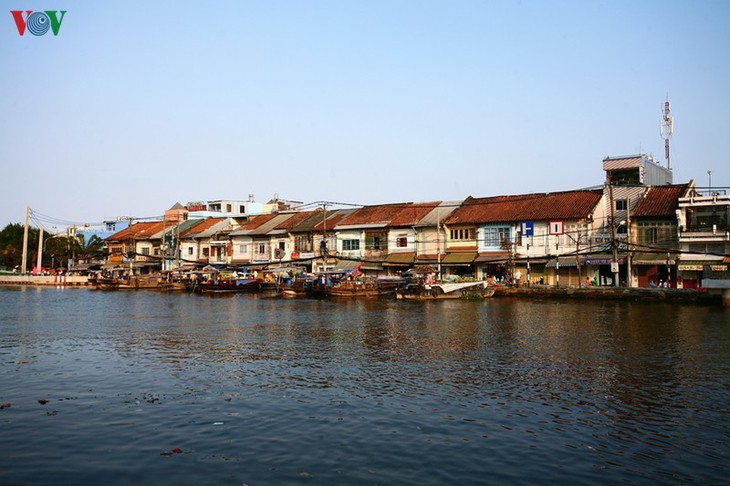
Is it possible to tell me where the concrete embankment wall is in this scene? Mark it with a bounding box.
[494,286,723,304]
[0,275,91,286]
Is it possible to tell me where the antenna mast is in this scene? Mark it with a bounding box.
[660,98,674,169]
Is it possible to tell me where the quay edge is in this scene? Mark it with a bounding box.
[493,286,724,305]
[0,275,92,287]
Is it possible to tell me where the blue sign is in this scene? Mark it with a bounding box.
[521,221,534,237]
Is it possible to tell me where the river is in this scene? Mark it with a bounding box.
[1,287,728,484]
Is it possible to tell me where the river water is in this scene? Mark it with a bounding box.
[0,287,728,484]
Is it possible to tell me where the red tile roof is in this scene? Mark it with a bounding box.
[336,202,441,227]
[446,190,603,225]
[633,184,689,217]
[106,221,165,242]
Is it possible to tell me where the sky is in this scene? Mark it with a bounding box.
[1,0,729,230]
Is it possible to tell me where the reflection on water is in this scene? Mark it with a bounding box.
[0,287,728,484]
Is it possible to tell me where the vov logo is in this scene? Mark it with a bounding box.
[10,10,67,36]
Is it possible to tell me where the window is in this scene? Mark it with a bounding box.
[258,244,266,255]
[202,247,209,257]
[239,205,246,214]
[396,236,408,248]
[644,227,658,244]
[483,227,510,247]
[366,235,381,250]
[278,241,286,251]
[141,248,150,255]
[295,235,313,252]
[188,247,193,255]
[616,199,627,211]
[226,204,232,213]
[450,228,474,240]
[342,239,360,251]
[106,223,116,232]
[239,244,247,253]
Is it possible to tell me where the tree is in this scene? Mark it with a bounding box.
[0,223,41,270]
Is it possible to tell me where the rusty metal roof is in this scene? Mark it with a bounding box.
[446,190,603,225]
[179,217,228,238]
[272,211,314,231]
[633,184,689,217]
[106,221,166,242]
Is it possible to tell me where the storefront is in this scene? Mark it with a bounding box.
[545,256,588,287]
[440,252,477,278]
[678,261,727,289]
[585,256,624,286]
[632,253,676,288]
[474,252,509,281]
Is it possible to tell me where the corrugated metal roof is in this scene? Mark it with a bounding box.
[602,156,642,171]
[272,211,314,231]
[633,184,689,217]
[179,217,227,238]
[245,214,297,236]
[446,190,603,225]
[193,218,234,238]
[228,214,279,236]
[414,201,461,227]
[311,209,358,231]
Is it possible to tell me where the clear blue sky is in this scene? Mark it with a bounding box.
[1,0,728,229]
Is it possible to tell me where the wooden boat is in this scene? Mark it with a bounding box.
[397,281,495,300]
[279,278,312,297]
[94,275,165,290]
[195,275,263,294]
[309,273,405,298]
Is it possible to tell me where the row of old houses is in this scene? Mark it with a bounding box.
[102,154,730,290]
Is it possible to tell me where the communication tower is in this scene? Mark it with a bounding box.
[660,98,674,169]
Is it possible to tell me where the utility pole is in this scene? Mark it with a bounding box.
[36,226,44,274]
[436,208,442,280]
[555,239,560,288]
[21,206,30,274]
[609,184,619,287]
[626,198,632,288]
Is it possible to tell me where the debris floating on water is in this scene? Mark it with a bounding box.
[0,403,11,410]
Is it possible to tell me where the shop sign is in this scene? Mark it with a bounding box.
[678,264,702,271]
[710,265,728,271]
[586,258,624,265]
[520,221,534,237]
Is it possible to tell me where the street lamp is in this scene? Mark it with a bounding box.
[42,233,68,271]
[708,170,712,195]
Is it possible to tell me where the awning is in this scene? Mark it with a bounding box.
[441,252,477,265]
[383,252,415,266]
[474,251,509,263]
[724,257,730,264]
[546,256,587,268]
[331,260,361,271]
[632,253,676,265]
[360,263,384,271]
